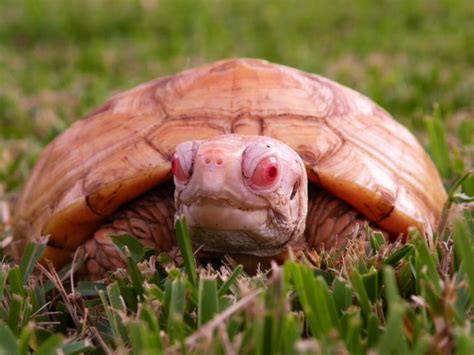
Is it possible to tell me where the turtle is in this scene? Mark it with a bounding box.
[14,58,447,278]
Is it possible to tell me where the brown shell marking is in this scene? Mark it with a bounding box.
[14,58,447,267]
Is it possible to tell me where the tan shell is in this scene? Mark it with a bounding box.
[14,58,447,267]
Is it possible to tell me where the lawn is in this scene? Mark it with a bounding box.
[0,0,473,353]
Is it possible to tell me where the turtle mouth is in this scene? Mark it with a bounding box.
[180,197,269,232]
[184,195,267,210]
[176,196,289,254]
[193,196,243,208]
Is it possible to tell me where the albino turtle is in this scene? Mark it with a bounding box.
[14,58,447,277]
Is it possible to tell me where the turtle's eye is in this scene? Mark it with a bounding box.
[250,156,279,189]
[173,140,202,186]
[172,153,190,183]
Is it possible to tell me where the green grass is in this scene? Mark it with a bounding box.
[0,0,473,353]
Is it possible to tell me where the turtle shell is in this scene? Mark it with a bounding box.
[14,58,447,267]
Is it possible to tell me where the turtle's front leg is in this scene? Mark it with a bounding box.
[79,184,176,279]
[305,186,387,251]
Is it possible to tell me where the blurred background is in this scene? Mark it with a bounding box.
[0,0,473,192]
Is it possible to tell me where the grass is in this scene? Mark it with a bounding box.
[0,0,473,353]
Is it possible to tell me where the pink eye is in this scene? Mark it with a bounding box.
[250,156,279,188]
[171,153,189,182]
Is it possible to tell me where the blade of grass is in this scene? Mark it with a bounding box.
[438,170,473,236]
[369,231,386,253]
[98,289,125,348]
[332,277,352,315]
[145,284,164,302]
[7,294,24,335]
[218,264,243,297]
[8,266,26,297]
[383,245,414,266]
[343,309,364,354]
[175,217,197,286]
[366,313,380,349]
[361,267,378,303]
[0,266,8,303]
[198,276,219,327]
[138,305,163,351]
[378,267,408,354]
[167,276,187,343]
[107,282,126,314]
[61,340,94,354]
[112,234,145,263]
[19,241,46,283]
[281,314,302,354]
[383,266,402,309]
[18,323,33,355]
[0,322,18,354]
[75,281,107,297]
[377,303,409,355]
[454,326,474,354]
[426,106,451,178]
[412,230,441,294]
[285,262,340,338]
[351,270,371,318]
[34,334,64,355]
[453,221,474,309]
[125,253,145,298]
[127,321,145,355]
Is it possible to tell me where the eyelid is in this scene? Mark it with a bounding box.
[242,143,277,178]
[174,141,202,186]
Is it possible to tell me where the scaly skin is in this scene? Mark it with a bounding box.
[80,184,176,279]
[81,185,376,277]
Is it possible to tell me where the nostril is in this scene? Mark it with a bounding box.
[202,155,224,166]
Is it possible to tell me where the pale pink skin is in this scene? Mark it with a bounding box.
[172,134,308,257]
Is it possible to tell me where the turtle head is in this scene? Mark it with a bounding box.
[172,134,307,257]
